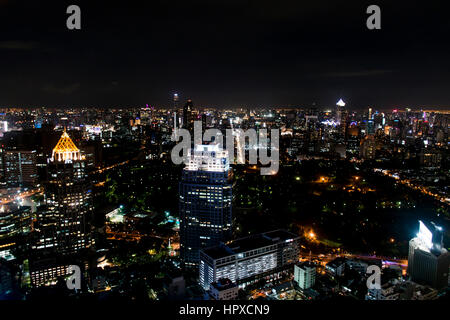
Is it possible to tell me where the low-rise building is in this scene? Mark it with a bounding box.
[209,278,238,300]
[294,262,316,289]
[326,257,347,277]
[199,230,300,290]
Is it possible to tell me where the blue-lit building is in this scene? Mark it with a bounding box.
[179,144,232,268]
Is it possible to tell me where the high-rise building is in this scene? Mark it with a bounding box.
[408,220,450,289]
[179,144,232,268]
[30,130,94,287]
[182,99,194,131]
[367,107,375,135]
[199,230,300,290]
[2,150,38,187]
[294,262,316,289]
[360,135,376,160]
[336,99,348,139]
[172,93,181,128]
[0,206,32,261]
[33,130,94,255]
[173,93,179,108]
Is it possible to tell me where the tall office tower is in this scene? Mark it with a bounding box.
[173,93,179,109]
[360,134,376,160]
[294,262,316,289]
[2,150,38,187]
[172,93,180,127]
[336,99,348,139]
[201,113,207,130]
[33,130,94,255]
[366,107,375,135]
[408,220,450,289]
[182,99,194,131]
[179,144,232,269]
[0,206,32,261]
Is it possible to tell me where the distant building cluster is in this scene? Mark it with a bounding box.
[0,100,448,300]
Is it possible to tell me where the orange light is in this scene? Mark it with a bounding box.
[52,130,84,162]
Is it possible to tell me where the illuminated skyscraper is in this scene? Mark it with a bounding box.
[366,107,375,135]
[0,206,32,261]
[336,99,348,139]
[172,93,179,126]
[2,150,38,187]
[179,144,232,268]
[173,93,179,108]
[408,220,450,289]
[182,99,194,131]
[33,130,94,255]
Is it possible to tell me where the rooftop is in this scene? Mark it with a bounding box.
[51,130,84,162]
[202,230,299,260]
[210,278,236,291]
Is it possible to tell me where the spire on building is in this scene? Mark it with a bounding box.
[51,130,83,162]
[336,99,346,107]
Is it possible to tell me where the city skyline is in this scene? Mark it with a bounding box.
[1,0,449,309]
[0,103,448,302]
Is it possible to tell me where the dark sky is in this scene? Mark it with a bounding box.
[1,0,449,109]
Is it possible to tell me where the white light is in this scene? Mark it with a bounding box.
[417,220,433,250]
[336,99,346,107]
[186,144,230,172]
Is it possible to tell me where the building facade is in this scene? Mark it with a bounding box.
[33,131,93,254]
[408,220,450,289]
[294,262,316,290]
[209,278,239,300]
[179,144,233,268]
[199,230,299,290]
[2,150,38,186]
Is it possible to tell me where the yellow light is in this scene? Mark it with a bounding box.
[52,130,83,161]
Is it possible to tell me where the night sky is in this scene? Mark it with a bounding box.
[1,0,449,109]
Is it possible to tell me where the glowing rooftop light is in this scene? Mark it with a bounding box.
[186,144,229,172]
[417,220,433,250]
[51,130,83,162]
[336,99,346,107]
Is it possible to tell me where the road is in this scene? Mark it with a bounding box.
[375,168,449,205]
[0,187,42,205]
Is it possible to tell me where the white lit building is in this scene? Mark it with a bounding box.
[294,262,316,289]
[180,144,232,268]
[209,278,239,300]
[199,230,299,290]
[408,220,450,289]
